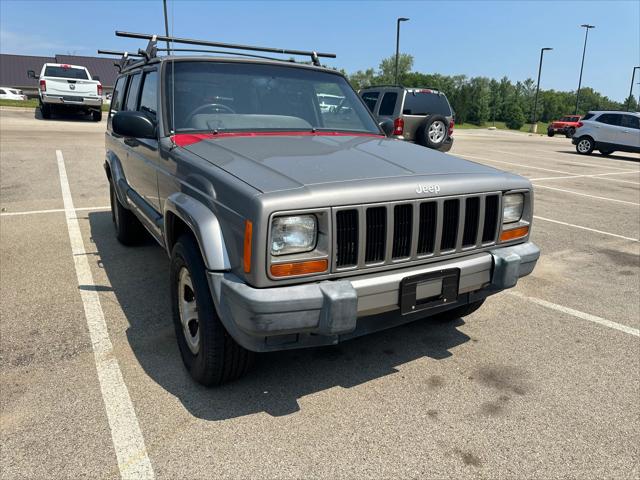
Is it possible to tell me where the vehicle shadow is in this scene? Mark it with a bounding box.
[556,149,640,163]
[89,211,471,421]
[33,107,97,122]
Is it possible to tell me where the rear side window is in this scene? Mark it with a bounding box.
[139,71,158,119]
[125,73,142,111]
[44,66,89,79]
[361,91,379,112]
[403,92,452,116]
[582,113,595,120]
[621,115,639,129]
[110,77,127,113]
[0,89,6,94]
[378,92,397,116]
[596,113,621,126]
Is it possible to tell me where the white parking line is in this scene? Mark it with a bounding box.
[529,171,640,185]
[532,184,640,206]
[0,206,110,217]
[494,149,639,172]
[533,215,639,242]
[532,149,640,170]
[457,153,578,175]
[56,151,154,480]
[508,291,639,337]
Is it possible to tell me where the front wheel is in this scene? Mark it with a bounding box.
[170,234,253,386]
[575,136,595,155]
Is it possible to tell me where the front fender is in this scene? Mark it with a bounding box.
[164,193,231,271]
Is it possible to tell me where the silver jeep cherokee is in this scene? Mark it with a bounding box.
[102,32,539,385]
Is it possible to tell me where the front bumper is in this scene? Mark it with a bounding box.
[210,241,539,352]
[41,94,102,108]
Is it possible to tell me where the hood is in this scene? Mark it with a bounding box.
[183,134,508,194]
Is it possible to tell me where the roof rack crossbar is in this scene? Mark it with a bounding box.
[98,49,145,72]
[115,31,336,66]
[155,47,296,63]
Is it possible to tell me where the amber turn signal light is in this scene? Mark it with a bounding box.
[243,220,252,273]
[271,259,328,277]
[500,225,529,242]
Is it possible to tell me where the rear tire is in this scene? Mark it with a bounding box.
[433,299,486,323]
[92,110,102,122]
[170,234,253,386]
[109,181,146,245]
[565,127,575,138]
[416,115,449,149]
[547,129,554,137]
[575,136,595,155]
[40,103,51,119]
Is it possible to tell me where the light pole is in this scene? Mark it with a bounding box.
[575,24,595,114]
[163,0,171,54]
[395,17,409,85]
[531,47,553,133]
[627,66,640,111]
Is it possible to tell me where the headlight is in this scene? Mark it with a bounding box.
[271,215,317,255]
[503,193,524,223]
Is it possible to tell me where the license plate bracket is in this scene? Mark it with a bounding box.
[399,268,460,315]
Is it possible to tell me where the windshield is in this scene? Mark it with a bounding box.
[164,61,379,134]
[44,66,89,80]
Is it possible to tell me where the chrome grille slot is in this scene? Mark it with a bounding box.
[482,195,499,243]
[392,204,412,259]
[336,209,358,267]
[417,202,437,255]
[365,207,386,263]
[462,197,480,247]
[440,199,459,251]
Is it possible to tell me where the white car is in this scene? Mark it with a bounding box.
[0,87,27,101]
[572,111,640,156]
[27,63,103,121]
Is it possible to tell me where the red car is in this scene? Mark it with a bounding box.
[547,115,582,137]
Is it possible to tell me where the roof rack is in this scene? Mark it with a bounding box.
[111,31,336,67]
[97,49,144,72]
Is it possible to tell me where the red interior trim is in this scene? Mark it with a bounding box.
[171,131,384,147]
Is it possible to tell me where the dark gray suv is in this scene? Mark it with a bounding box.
[103,32,538,385]
[359,86,454,152]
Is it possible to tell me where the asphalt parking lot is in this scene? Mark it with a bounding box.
[1,108,638,479]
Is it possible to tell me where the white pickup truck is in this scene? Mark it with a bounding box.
[28,63,103,121]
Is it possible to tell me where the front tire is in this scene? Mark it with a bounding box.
[575,136,595,155]
[170,234,253,386]
[547,129,555,137]
[109,181,146,245]
[92,110,102,122]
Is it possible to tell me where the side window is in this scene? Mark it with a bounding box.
[110,76,127,113]
[361,91,379,112]
[596,114,621,126]
[582,113,595,120]
[0,89,6,94]
[621,115,639,129]
[125,73,142,111]
[139,71,158,120]
[378,92,398,116]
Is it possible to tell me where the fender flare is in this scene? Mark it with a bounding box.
[104,151,129,207]
[163,193,231,271]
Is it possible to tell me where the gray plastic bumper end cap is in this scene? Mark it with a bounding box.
[318,281,358,335]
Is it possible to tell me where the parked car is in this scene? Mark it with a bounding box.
[547,115,581,137]
[359,86,454,152]
[103,32,539,385]
[572,111,640,156]
[317,93,344,113]
[27,63,103,120]
[0,87,27,101]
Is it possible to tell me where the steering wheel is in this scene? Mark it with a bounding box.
[184,103,236,125]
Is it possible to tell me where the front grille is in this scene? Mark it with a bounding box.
[334,193,501,271]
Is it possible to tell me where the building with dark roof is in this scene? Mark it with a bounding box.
[0,53,119,96]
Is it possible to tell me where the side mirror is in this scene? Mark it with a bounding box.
[27,70,38,79]
[379,119,394,137]
[112,111,156,139]
[93,76,100,81]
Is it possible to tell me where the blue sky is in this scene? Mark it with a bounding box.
[1,0,638,101]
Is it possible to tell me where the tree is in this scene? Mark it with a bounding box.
[378,53,414,84]
[504,99,525,130]
[624,94,639,112]
[349,68,377,90]
[468,77,491,125]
